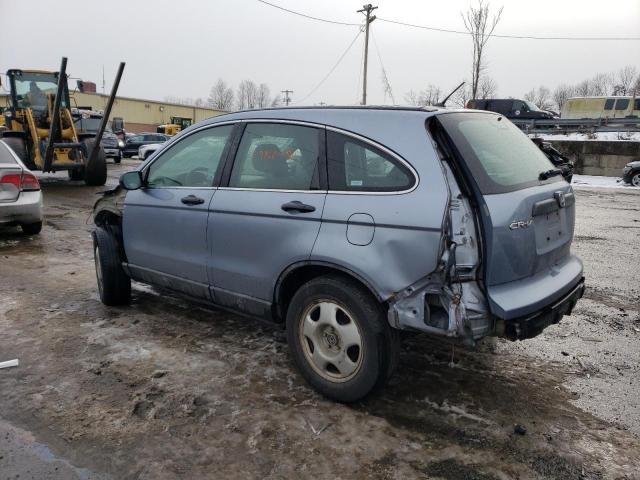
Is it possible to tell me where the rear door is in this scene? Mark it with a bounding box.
[207,122,326,315]
[436,112,582,320]
[123,124,234,298]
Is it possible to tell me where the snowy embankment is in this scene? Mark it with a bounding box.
[529,131,640,142]
[572,175,637,190]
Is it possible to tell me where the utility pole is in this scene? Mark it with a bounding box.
[357,4,377,105]
[281,89,293,106]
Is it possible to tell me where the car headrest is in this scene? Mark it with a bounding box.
[252,143,287,175]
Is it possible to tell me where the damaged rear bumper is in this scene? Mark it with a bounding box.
[497,276,585,340]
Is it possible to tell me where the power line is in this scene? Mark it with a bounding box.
[295,29,363,105]
[256,0,640,41]
[377,17,640,41]
[256,0,359,26]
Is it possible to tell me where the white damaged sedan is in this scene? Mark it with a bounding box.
[0,140,43,234]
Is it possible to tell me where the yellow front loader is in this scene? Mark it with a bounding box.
[0,57,124,185]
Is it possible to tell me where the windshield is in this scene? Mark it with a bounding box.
[74,116,112,134]
[11,72,67,111]
[524,101,541,112]
[437,112,558,194]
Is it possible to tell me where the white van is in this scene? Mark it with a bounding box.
[561,96,640,119]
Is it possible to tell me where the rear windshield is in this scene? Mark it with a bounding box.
[0,141,19,165]
[437,112,559,194]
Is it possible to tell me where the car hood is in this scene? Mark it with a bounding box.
[626,161,640,168]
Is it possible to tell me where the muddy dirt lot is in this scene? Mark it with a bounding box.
[1,160,639,479]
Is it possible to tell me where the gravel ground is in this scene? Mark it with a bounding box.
[1,160,639,479]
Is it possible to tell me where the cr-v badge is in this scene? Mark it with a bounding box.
[509,219,534,230]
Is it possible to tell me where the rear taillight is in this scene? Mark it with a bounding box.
[0,173,40,191]
[0,174,22,189]
[21,173,40,191]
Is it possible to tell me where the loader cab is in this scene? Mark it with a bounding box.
[6,70,70,116]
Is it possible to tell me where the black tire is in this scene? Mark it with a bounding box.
[94,227,131,306]
[113,154,122,164]
[3,137,28,164]
[68,166,85,180]
[21,221,42,235]
[286,275,399,402]
[82,139,107,186]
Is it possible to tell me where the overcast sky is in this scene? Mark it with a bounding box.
[1,0,638,106]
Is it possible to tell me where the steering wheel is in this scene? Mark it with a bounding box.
[185,167,210,186]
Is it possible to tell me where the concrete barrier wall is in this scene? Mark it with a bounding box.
[547,140,640,177]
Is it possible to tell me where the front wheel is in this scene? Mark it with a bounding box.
[82,139,107,186]
[631,172,640,187]
[113,155,122,164]
[94,227,131,306]
[286,275,399,402]
[21,221,42,235]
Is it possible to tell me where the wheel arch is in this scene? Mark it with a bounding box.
[274,261,386,322]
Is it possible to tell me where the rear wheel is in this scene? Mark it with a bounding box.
[82,139,107,186]
[21,221,42,235]
[113,154,122,164]
[286,275,399,402]
[94,227,131,306]
[2,137,28,164]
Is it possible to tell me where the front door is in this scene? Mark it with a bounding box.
[208,122,326,316]
[123,124,234,298]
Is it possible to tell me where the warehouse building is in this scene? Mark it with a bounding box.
[1,91,226,133]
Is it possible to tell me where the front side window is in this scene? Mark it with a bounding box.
[229,123,320,190]
[604,98,615,110]
[130,135,143,143]
[437,112,558,194]
[615,99,629,110]
[146,125,233,187]
[327,132,414,192]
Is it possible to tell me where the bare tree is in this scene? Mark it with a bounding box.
[452,82,472,108]
[461,0,503,99]
[207,79,234,110]
[478,76,498,99]
[590,73,613,96]
[614,65,638,95]
[255,83,271,109]
[404,90,420,106]
[271,94,282,107]
[403,85,441,106]
[236,80,258,110]
[523,88,536,103]
[574,79,592,97]
[552,84,575,111]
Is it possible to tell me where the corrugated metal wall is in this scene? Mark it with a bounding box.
[1,93,227,132]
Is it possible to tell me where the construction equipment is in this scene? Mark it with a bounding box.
[156,116,192,136]
[0,57,125,185]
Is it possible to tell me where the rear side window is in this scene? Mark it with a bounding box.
[604,98,615,110]
[327,132,414,192]
[437,112,558,194]
[615,99,629,110]
[229,123,320,190]
[635,99,640,110]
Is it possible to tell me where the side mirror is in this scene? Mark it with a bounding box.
[120,171,144,190]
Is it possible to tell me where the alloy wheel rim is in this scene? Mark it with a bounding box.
[299,300,364,383]
[632,174,640,187]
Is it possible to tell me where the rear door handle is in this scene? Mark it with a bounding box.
[281,200,316,213]
[181,195,205,205]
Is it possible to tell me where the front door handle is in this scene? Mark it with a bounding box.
[181,195,205,206]
[281,200,316,213]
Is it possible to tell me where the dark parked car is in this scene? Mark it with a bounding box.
[467,99,557,120]
[73,113,124,163]
[93,107,585,402]
[531,138,574,183]
[622,161,640,186]
[121,133,169,158]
